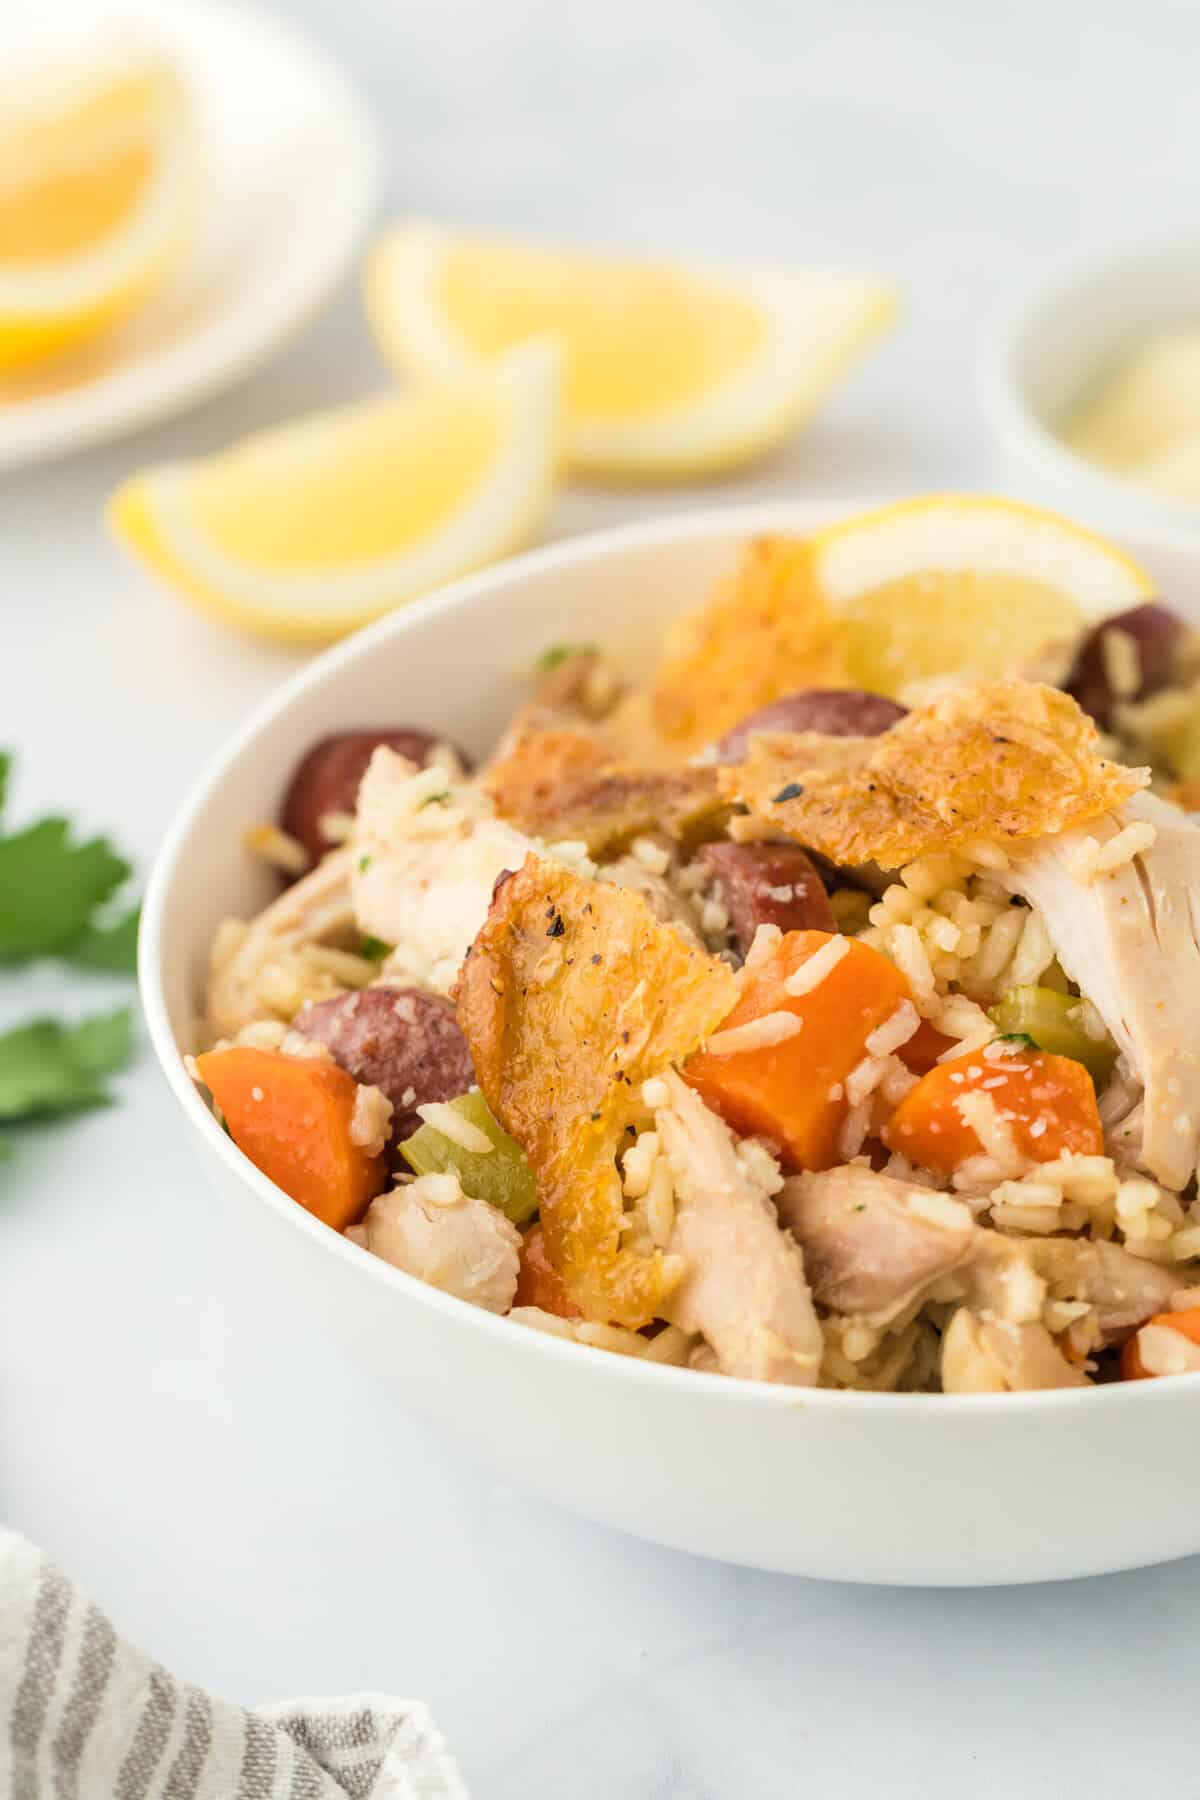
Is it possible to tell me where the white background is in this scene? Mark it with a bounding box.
[4,1,1200,1793]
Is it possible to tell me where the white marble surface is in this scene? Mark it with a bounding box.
[4,0,1200,1792]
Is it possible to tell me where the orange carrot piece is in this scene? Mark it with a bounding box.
[684,930,914,1172]
[882,1045,1103,1175]
[898,1017,955,1075]
[196,1046,386,1229]
[1121,1308,1200,1381]
[515,1223,582,1319]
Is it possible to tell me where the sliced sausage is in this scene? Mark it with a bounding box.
[698,841,835,954]
[1065,602,1185,729]
[713,688,907,763]
[281,730,466,865]
[293,986,475,1142]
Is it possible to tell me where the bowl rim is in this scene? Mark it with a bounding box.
[139,497,1200,1421]
[979,235,1200,547]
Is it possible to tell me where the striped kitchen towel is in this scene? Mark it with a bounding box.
[0,1530,467,1798]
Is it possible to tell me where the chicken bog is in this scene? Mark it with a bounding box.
[192,531,1200,1394]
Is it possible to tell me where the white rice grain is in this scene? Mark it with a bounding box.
[706,1011,803,1056]
[416,1101,493,1154]
[784,934,851,997]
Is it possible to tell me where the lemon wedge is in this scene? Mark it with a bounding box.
[0,40,203,374]
[107,342,562,642]
[804,495,1154,697]
[364,223,897,479]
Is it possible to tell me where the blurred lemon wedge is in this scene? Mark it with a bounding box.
[364,223,897,478]
[804,495,1154,697]
[107,342,562,642]
[0,40,202,373]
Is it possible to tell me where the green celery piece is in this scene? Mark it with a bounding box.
[0,751,10,819]
[0,1007,134,1122]
[0,818,130,962]
[399,1091,537,1225]
[988,986,1117,1084]
[62,904,141,974]
[830,887,872,936]
[1165,707,1200,782]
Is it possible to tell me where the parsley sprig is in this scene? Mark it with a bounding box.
[0,753,140,1158]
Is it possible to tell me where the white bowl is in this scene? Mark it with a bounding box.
[982,242,1200,538]
[140,500,1200,1587]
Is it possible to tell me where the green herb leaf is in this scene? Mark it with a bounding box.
[536,641,598,674]
[997,1030,1038,1051]
[62,904,141,974]
[359,934,392,962]
[0,751,10,820]
[0,1007,134,1123]
[0,819,130,963]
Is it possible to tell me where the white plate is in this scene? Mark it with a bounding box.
[0,0,381,471]
[141,500,1200,1587]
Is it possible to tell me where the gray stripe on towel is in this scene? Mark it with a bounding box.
[163,1688,213,1800]
[51,1604,117,1799]
[114,1668,176,1800]
[10,1565,72,1800]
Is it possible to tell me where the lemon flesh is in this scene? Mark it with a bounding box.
[107,342,561,643]
[0,45,201,372]
[807,495,1154,699]
[366,223,897,478]
[439,242,766,423]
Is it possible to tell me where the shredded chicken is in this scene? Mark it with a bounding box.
[941,1310,1089,1393]
[207,846,356,1039]
[1003,792,1200,1190]
[776,1165,976,1324]
[599,854,705,947]
[346,1172,521,1313]
[653,1073,823,1385]
[353,748,543,995]
[1026,1236,1179,1342]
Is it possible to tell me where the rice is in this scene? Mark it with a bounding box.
[784,934,850,996]
[954,1090,1024,1176]
[416,1100,493,1154]
[350,1083,394,1156]
[706,1011,803,1055]
[865,1000,919,1058]
[631,835,671,875]
[242,823,310,876]
[1100,627,1140,700]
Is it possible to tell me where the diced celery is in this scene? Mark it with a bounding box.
[987,985,1117,1083]
[398,1090,537,1224]
[1163,706,1200,782]
[830,887,872,936]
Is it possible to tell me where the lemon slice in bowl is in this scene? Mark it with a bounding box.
[107,341,562,643]
[364,222,897,479]
[0,40,203,374]
[805,495,1155,698]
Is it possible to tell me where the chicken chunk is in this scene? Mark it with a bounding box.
[1003,792,1200,1190]
[776,1166,976,1324]
[347,1171,521,1313]
[1026,1236,1179,1342]
[941,1310,1089,1394]
[653,1073,823,1385]
[353,748,543,996]
[207,845,356,1039]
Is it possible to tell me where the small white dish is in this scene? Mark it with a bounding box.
[981,242,1200,539]
[142,500,1200,1587]
[0,0,381,472]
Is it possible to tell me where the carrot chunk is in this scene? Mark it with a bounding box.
[684,930,914,1171]
[1121,1308,1200,1381]
[882,1044,1103,1175]
[196,1046,386,1229]
[898,1017,955,1075]
[515,1223,582,1319]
